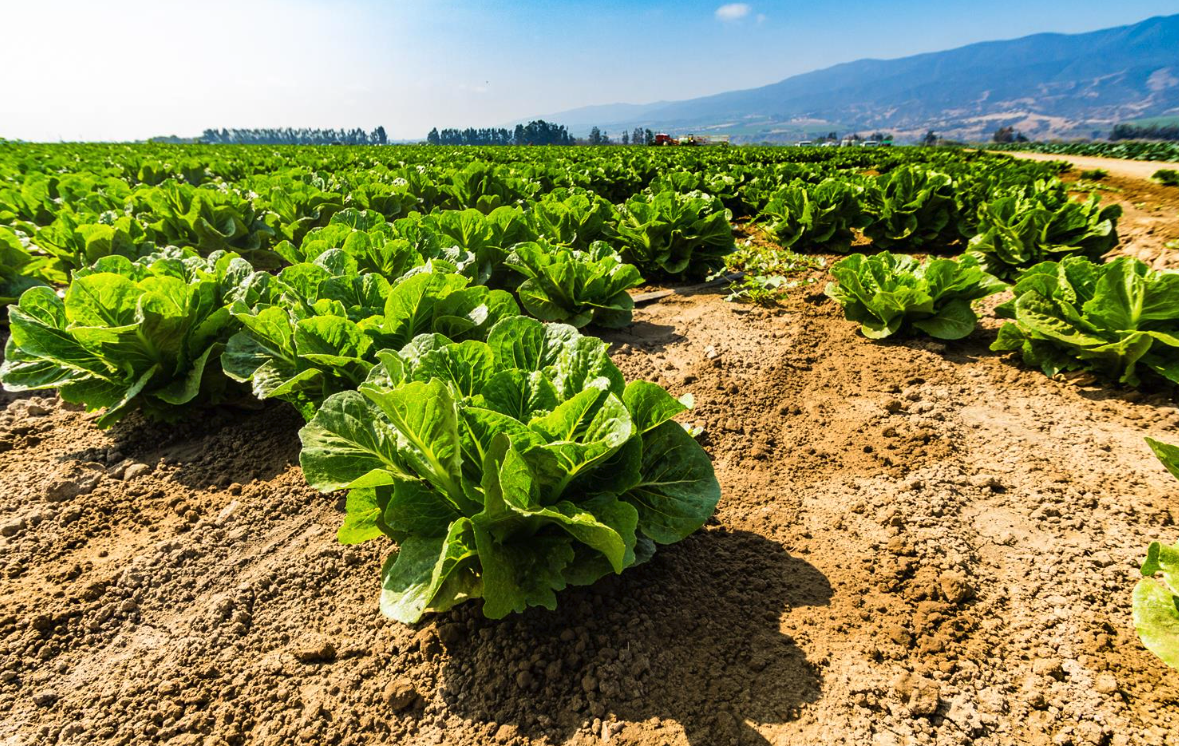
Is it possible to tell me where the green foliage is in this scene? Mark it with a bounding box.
[0,227,53,305]
[298,316,720,623]
[967,187,1122,279]
[1079,168,1109,180]
[721,241,824,306]
[1154,169,1179,187]
[825,252,1005,340]
[526,188,617,249]
[756,178,865,252]
[1133,438,1179,670]
[0,249,257,426]
[989,141,1179,163]
[505,241,643,328]
[862,166,958,248]
[614,190,735,280]
[992,256,1179,386]
[223,259,517,419]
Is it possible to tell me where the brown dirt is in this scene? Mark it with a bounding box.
[4,182,1179,746]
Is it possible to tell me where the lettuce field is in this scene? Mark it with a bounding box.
[3,141,1179,745]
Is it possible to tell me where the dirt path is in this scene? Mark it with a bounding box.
[3,260,1179,745]
[997,150,1179,181]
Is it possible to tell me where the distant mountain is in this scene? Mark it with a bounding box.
[532,14,1179,143]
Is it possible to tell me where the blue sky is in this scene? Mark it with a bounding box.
[3,0,1176,141]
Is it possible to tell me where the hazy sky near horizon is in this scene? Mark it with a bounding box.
[4,0,1177,142]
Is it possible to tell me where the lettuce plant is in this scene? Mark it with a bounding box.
[416,207,536,286]
[0,249,257,427]
[526,188,617,249]
[826,251,1005,340]
[298,316,720,623]
[276,210,448,281]
[992,256,1179,386]
[757,179,865,253]
[223,254,517,419]
[0,228,53,305]
[1154,170,1179,187]
[130,182,276,266]
[1134,437,1179,669]
[505,241,643,328]
[614,190,734,280]
[862,167,957,248]
[967,189,1121,279]
[32,213,154,281]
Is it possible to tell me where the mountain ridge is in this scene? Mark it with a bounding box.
[527,14,1179,143]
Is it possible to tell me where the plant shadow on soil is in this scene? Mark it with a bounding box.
[599,318,683,355]
[434,527,831,745]
[57,399,302,490]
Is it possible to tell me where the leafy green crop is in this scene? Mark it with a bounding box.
[862,166,958,248]
[757,179,865,253]
[1134,437,1179,670]
[131,183,276,267]
[223,256,517,419]
[0,249,257,426]
[298,316,720,623]
[614,190,734,280]
[992,256,1179,386]
[968,187,1121,279]
[0,227,53,305]
[526,188,617,250]
[1155,170,1179,187]
[826,252,1005,340]
[505,241,643,328]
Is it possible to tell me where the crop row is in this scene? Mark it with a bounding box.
[987,140,1179,163]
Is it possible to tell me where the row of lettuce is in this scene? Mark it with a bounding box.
[986,140,1179,163]
[0,246,721,623]
[2,142,1089,300]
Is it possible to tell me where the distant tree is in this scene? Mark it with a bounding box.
[922,130,938,147]
[644,128,654,145]
[632,127,644,146]
[427,128,441,146]
[373,126,388,145]
[992,126,1028,144]
[589,126,603,146]
[621,131,629,145]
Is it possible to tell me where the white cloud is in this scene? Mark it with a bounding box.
[714,3,751,21]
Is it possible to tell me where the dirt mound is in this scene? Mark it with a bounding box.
[3,258,1179,745]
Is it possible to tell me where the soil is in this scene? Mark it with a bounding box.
[3,173,1179,746]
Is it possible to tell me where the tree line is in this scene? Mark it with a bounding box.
[200,127,388,145]
[427,121,574,146]
[1111,123,1179,142]
[425,121,660,146]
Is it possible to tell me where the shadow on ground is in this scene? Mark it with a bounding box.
[435,527,831,745]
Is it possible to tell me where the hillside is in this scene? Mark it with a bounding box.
[537,14,1179,143]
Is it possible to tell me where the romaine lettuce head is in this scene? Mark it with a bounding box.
[0,248,256,427]
[298,315,720,623]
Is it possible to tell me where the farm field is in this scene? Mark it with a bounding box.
[2,143,1179,746]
